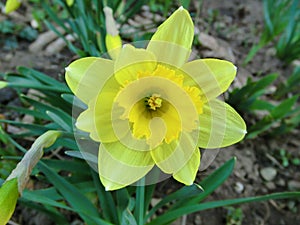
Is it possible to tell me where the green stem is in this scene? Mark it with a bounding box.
[135,177,145,225]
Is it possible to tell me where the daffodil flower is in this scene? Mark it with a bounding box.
[5,0,74,14]
[65,7,246,191]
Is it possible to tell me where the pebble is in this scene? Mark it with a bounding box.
[275,178,286,187]
[265,181,276,190]
[4,53,13,61]
[287,180,300,191]
[194,215,202,225]
[260,167,277,181]
[234,181,244,193]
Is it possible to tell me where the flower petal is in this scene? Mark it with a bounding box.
[5,0,21,13]
[76,99,100,142]
[65,57,114,104]
[150,131,199,174]
[76,76,122,143]
[129,100,152,139]
[181,59,237,101]
[198,99,247,148]
[114,44,156,86]
[98,144,154,191]
[147,7,194,67]
[173,148,200,185]
[115,76,199,134]
[102,141,154,167]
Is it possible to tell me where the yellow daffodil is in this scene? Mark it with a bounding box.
[65,7,246,191]
[66,0,74,6]
[5,0,22,13]
[5,0,73,13]
[103,6,122,60]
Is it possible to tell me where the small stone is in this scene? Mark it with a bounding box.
[288,181,300,191]
[260,167,277,181]
[194,215,202,225]
[276,178,286,187]
[234,182,244,193]
[4,53,13,61]
[265,181,276,190]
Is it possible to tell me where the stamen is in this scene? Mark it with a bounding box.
[145,94,162,110]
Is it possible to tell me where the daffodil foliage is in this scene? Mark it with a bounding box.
[65,7,246,190]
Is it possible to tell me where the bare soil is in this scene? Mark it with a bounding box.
[1,0,299,225]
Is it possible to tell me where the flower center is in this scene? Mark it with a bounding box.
[145,94,162,110]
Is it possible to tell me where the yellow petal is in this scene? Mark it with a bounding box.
[114,44,157,86]
[101,141,154,167]
[65,57,114,104]
[98,144,154,191]
[0,81,8,89]
[129,100,152,139]
[181,59,237,101]
[100,175,126,191]
[115,75,199,132]
[76,75,124,143]
[5,0,21,14]
[160,102,181,144]
[76,98,100,142]
[173,148,200,185]
[147,7,194,67]
[198,99,246,148]
[151,131,199,174]
[105,34,122,60]
[66,0,74,6]
[95,77,124,143]
[0,178,19,224]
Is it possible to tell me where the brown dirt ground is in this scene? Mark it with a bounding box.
[1,0,300,224]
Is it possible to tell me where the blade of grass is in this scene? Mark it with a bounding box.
[145,157,235,222]
[37,161,102,224]
[147,192,300,225]
[91,169,119,224]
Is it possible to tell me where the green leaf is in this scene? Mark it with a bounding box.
[185,157,236,204]
[21,95,73,132]
[121,207,137,225]
[4,105,50,120]
[0,178,19,225]
[19,197,69,224]
[246,117,273,139]
[179,0,191,9]
[145,158,235,223]
[91,170,119,224]
[115,188,137,225]
[249,99,275,111]
[46,110,73,132]
[271,95,298,119]
[145,183,203,222]
[37,162,103,224]
[61,93,87,110]
[22,190,74,211]
[17,67,69,90]
[249,73,278,97]
[147,192,300,225]
[42,159,91,175]
[0,119,52,135]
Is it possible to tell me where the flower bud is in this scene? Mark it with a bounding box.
[5,0,22,14]
[103,6,122,59]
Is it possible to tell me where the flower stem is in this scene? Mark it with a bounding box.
[135,177,145,225]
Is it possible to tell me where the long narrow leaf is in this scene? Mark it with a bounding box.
[37,162,102,224]
[147,192,300,225]
[91,170,119,224]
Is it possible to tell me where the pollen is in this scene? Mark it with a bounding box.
[146,94,162,110]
